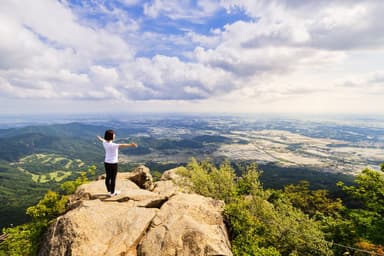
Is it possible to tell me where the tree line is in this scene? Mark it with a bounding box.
[1,161,384,255]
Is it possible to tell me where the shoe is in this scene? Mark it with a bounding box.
[111,190,121,196]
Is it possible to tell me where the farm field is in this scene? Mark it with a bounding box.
[1,115,384,229]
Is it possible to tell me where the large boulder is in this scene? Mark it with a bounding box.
[97,166,154,191]
[153,167,191,197]
[138,193,232,256]
[39,200,158,256]
[74,176,167,208]
[39,169,232,256]
[160,167,184,181]
[127,165,155,191]
[75,178,140,200]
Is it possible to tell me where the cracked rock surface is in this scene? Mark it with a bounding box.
[39,166,232,256]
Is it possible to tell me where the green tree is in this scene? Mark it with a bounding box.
[226,194,332,256]
[0,190,67,256]
[179,158,237,202]
[282,181,344,218]
[60,165,95,194]
[26,190,68,220]
[178,158,332,255]
[0,166,95,255]
[225,196,281,256]
[337,168,384,245]
[237,162,263,196]
[0,222,46,256]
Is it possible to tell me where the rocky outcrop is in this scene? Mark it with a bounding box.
[152,167,190,197]
[138,194,232,255]
[97,165,155,191]
[39,167,232,256]
[128,165,155,191]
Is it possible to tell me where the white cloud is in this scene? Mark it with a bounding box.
[118,55,235,100]
[0,76,57,99]
[186,31,221,49]
[1,0,384,113]
[0,0,134,69]
[0,0,135,101]
[89,66,119,87]
[0,67,92,100]
[0,15,44,69]
[337,72,384,94]
[143,0,220,20]
[119,0,143,6]
[220,0,384,50]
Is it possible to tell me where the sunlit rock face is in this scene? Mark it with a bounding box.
[39,167,232,256]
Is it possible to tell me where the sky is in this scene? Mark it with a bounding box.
[1,0,384,114]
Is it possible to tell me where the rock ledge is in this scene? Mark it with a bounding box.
[39,166,232,256]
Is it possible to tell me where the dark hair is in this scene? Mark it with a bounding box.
[104,130,115,141]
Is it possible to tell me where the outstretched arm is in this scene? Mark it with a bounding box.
[119,142,138,148]
[96,135,105,142]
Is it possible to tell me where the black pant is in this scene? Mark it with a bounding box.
[104,162,118,194]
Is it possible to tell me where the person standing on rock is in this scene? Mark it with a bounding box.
[97,130,138,196]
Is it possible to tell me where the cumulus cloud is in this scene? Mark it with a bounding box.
[89,66,119,87]
[220,0,384,50]
[0,0,134,101]
[0,0,384,113]
[143,0,220,20]
[337,72,384,95]
[119,0,144,7]
[4,1,133,60]
[119,55,235,100]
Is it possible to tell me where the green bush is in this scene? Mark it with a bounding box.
[60,165,95,194]
[0,222,47,256]
[337,168,384,245]
[178,158,332,255]
[179,158,237,202]
[226,195,332,256]
[0,189,66,256]
[26,190,68,220]
[0,166,95,255]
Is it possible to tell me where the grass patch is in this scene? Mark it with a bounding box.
[64,160,73,169]
[36,171,73,183]
[13,154,85,183]
[51,157,66,164]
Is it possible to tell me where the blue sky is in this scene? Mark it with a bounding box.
[1,0,384,114]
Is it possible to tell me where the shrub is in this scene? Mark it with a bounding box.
[179,158,237,202]
[178,158,332,255]
[0,166,95,255]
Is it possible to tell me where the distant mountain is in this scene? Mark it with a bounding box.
[0,160,52,228]
[0,118,370,231]
[0,123,111,162]
[0,123,110,229]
